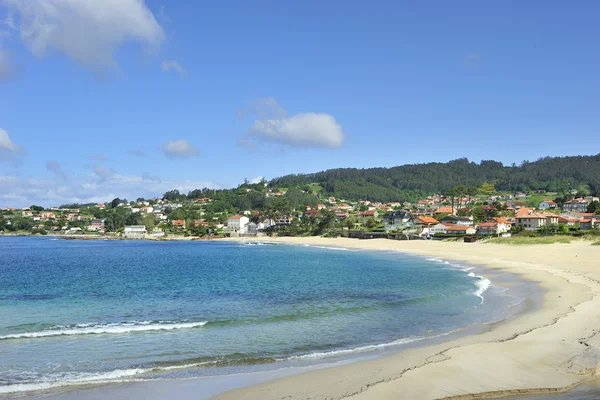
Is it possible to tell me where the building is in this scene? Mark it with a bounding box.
[563,198,589,213]
[87,219,105,231]
[124,225,146,237]
[429,224,476,235]
[357,210,378,219]
[445,225,476,235]
[477,218,511,236]
[172,220,186,229]
[227,215,250,233]
[539,201,557,210]
[514,211,559,231]
[579,217,599,230]
[411,216,438,233]
[439,215,473,226]
[383,211,411,231]
[434,206,455,215]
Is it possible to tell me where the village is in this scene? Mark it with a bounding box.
[1,187,598,240]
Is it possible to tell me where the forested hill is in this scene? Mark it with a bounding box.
[269,155,600,202]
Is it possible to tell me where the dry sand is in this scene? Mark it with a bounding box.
[214,238,600,400]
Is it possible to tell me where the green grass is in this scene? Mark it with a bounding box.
[592,240,600,246]
[488,235,575,245]
[307,183,323,194]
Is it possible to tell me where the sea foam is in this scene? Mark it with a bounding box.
[0,368,149,394]
[0,320,207,340]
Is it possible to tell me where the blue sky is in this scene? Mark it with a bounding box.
[1,0,599,207]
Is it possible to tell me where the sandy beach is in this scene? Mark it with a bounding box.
[212,237,600,400]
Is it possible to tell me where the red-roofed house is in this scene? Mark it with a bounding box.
[172,219,186,229]
[563,198,589,213]
[434,206,455,215]
[357,210,379,219]
[580,217,598,230]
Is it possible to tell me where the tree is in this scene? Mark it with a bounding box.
[110,198,121,208]
[30,205,44,212]
[479,181,496,196]
[587,201,600,214]
[471,206,487,223]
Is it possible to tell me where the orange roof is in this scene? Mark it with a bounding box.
[416,216,438,224]
[493,217,512,224]
[435,207,454,214]
[228,215,243,219]
[478,222,498,227]
[445,225,473,231]
[515,208,533,216]
[580,219,592,223]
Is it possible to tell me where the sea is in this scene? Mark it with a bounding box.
[0,237,532,398]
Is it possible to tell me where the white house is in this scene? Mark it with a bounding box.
[429,223,449,235]
[539,201,557,210]
[124,225,147,237]
[227,215,250,233]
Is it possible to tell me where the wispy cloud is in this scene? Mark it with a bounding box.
[2,0,165,76]
[464,52,484,67]
[161,60,187,78]
[0,48,15,81]
[0,173,223,208]
[93,165,115,182]
[89,153,108,161]
[128,149,148,158]
[161,140,199,159]
[46,160,66,180]
[0,128,24,162]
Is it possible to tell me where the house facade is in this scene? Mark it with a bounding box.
[383,211,411,231]
[580,217,598,230]
[439,215,473,226]
[563,198,588,213]
[515,212,557,231]
[124,225,146,237]
[539,201,557,210]
[227,215,250,233]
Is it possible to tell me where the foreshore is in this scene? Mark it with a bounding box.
[5,237,600,400]
[211,237,600,400]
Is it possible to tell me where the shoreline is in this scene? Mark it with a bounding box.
[211,237,600,400]
[3,238,599,400]
[7,238,540,400]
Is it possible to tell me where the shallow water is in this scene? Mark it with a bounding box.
[0,237,524,396]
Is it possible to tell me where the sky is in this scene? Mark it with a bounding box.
[0,0,599,207]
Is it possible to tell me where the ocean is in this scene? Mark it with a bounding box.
[0,237,526,397]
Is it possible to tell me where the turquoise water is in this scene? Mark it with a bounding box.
[0,237,518,396]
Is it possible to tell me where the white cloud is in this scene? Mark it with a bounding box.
[46,160,66,179]
[0,128,23,161]
[161,140,199,159]
[240,98,345,149]
[3,0,165,74]
[161,60,186,78]
[248,113,345,148]
[250,176,264,184]
[0,173,223,208]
